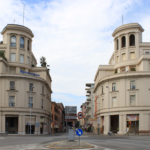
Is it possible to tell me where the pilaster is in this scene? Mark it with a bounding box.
[126,34,129,60]
[35,115,40,135]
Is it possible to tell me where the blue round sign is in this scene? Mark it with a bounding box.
[76,129,83,136]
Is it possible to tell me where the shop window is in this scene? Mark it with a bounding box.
[10,81,15,90]
[9,96,15,106]
[112,83,116,91]
[130,81,136,89]
[20,37,24,48]
[20,54,24,63]
[11,36,16,47]
[117,39,119,50]
[122,53,126,61]
[122,36,126,48]
[11,53,16,62]
[130,34,135,46]
[112,97,117,107]
[130,52,135,59]
[28,97,33,107]
[130,95,136,106]
[29,83,33,91]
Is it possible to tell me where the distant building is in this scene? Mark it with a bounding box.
[94,23,150,134]
[0,24,52,135]
[80,102,86,127]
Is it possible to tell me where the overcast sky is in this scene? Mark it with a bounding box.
[0,0,150,112]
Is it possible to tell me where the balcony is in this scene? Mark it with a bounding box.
[86,112,91,117]
[86,97,91,101]
[87,104,91,109]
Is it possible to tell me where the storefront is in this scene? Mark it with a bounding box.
[127,114,139,133]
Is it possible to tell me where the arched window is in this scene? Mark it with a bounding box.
[117,39,119,50]
[130,34,135,46]
[122,36,126,48]
[20,37,24,48]
[11,36,16,47]
[27,40,30,50]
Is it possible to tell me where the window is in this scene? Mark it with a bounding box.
[112,83,116,91]
[10,68,16,74]
[122,53,126,61]
[27,40,30,50]
[121,67,126,72]
[29,83,33,91]
[130,81,135,89]
[117,39,119,50]
[11,36,16,47]
[28,97,33,107]
[130,34,135,46]
[27,57,29,64]
[122,36,126,48]
[42,86,44,94]
[10,81,15,90]
[41,99,43,109]
[130,95,136,106]
[130,52,135,59]
[130,66,136,71]
[102,99,104,108]
[117,56,119,62]
[11,53,16,62]
[20,54,24,63]
[20,37,24,48]
[112,97,117,107]
[102,86,103,93]
[9,96,15,106]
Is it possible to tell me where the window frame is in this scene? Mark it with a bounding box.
[10,81,15,90]
[112,83,116,91]
[121,36,126,48]
[11,36,16,47]
[29,83,33,91]
[129,34,135,46]
[9,96,15,106]
[20,54,24,63]
[20,37,24,48]
[130,80,136,89]
[130,95,136,106]
[11,53,16,62]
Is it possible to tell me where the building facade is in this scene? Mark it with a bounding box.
[80,102,86,127]
[0,24,52,135]
[94,23,150,134]
[85,83,95,126]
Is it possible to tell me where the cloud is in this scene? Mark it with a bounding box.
[0,0,149,109]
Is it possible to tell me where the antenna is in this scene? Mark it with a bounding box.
[23,5,25,25]
[122,15,123,25]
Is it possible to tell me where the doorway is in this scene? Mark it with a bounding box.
[110,115,119,133]
[6,117,18,134]
[40,123,43,134]
[25,125,35,134]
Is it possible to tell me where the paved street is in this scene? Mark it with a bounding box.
[0,132,150,150]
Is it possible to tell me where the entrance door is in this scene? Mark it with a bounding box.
[25,125,35,134]
[40,123,43,134]
[6,117,18,134]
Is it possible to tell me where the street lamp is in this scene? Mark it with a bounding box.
[30,86,34,135]
[106,86,110,135]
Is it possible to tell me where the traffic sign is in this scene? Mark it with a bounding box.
[76,129,83,136]
[78,112,83,119]
[27,122,29,125]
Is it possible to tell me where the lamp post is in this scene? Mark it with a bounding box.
[30,86,34,135]
[106,86,110,134]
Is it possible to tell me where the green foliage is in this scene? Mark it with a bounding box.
[0,51,7,61]
[115,70,118,74]
[131,68,136,71]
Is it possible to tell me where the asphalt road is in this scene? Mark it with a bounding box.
[0,132,150,150]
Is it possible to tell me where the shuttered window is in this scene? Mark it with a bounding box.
[112,97,117,107]
[28,97,33,107]
[122,53,126,61]
[20,54,24,63]
[9,96,15,106]
[29,83,33,91]
[10,68,16,74]
[130,95,136,106]
[130,52,135,59]
[11,53,16,62]
[10,81,15,90]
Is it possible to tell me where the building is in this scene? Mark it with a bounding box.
[0,24,52,135]
[94,23,150,135]
[80,102,86,127]
[85,83,95,126]
[51,101,65,133]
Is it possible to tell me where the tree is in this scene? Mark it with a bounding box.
[40,56,47,67]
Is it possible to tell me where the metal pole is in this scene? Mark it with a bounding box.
[108,87,110,134]
[66,121,67,141]
[30,92,31,135]
[79,120,80,146]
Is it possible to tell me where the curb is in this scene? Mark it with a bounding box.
[46,141,94,149]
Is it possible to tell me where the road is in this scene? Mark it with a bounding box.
[0,132,150,150]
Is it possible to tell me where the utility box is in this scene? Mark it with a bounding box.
[68,129,75,141]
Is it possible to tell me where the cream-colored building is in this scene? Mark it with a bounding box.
[94,23,150,135]
[0,24,52,135]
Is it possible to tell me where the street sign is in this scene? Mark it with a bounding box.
[65,116,77,119]
[65,106,77,122]
[78,112,83,119]
[35,122,40,127]
[76,129,83,136]
[97,118,100,124]
[27,122,29,125]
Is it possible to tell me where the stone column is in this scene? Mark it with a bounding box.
[24,37,27,64]
[104,115,109,135]
[119,114,126,135]
[16,67,20,74]
[6,33,10,61]
[135,32,140,59]
[126,34,129,60]
[35,115,40,135]
[118,36,121,62]
[139,112,143,130]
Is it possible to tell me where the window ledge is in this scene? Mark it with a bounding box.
[10,47,17,49]
[129,46,136,48]
[27,91,36,93]
[127,89,139,91]
[41,93,45,96]
[7,90,18,92]
[121,47,126,50]
[110,90,119,93]
[100,93,105,95]
[20,48,25,51]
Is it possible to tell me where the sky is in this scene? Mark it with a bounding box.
[0,0,150,112]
